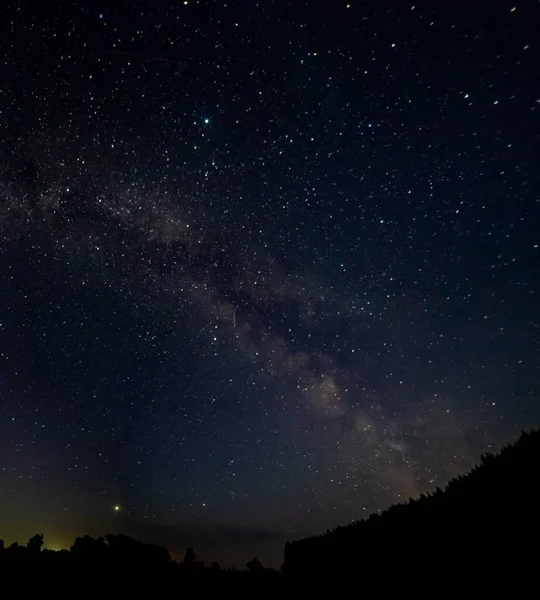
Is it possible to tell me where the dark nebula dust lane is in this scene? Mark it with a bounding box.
[0,0,539,567]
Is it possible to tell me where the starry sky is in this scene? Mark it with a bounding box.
[0,0,539,568]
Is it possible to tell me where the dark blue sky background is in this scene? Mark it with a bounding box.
[0,0,539,567]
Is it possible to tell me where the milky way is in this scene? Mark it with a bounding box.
[0,0,539,567]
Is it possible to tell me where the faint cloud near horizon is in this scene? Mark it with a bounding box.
[124,520,289,568]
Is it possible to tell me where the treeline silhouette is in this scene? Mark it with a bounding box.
[283,429,540,578]
[0,533,279,578]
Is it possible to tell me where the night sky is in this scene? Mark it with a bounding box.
[1,0,539,568]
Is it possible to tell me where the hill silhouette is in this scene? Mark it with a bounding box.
[282,429,540,579]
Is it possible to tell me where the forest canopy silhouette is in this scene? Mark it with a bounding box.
[283,428,540,577]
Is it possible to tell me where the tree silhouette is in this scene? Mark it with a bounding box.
[70,535,108,559]
[183,547,196,566]
[247,557,264,574]
[26,533,44,554]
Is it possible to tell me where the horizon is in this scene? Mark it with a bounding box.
[4,427,538,569]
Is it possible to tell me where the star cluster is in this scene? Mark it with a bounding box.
[0,0,539,567]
